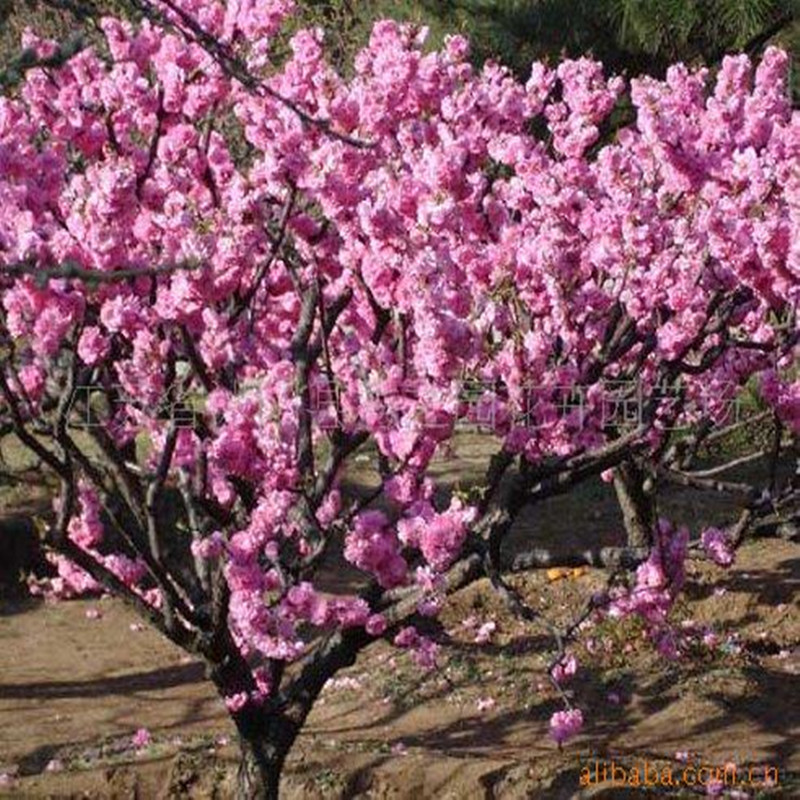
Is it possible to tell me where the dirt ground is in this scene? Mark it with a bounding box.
[0,534,797,799]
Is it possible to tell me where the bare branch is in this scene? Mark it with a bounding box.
[0,259,202,286]
[683,449,770,478]
[232,189,297,322]
[137,87,165,198]
[657,466,760,499]
[0,370,67,478]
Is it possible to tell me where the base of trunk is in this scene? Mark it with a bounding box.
[237,738,283,800]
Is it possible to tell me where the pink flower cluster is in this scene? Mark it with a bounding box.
[604,520,694,660]
[344,510,408,589]
[607,520,689,627]
[31,484,148,600]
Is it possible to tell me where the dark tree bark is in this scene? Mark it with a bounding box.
[236,729,289,800]
[215,684,298,799]
[612,458,656,548]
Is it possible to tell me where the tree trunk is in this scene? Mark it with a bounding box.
[236,735,284,800]
[206,637,297,800]
[613,459,656,548]
[211,625,371,799]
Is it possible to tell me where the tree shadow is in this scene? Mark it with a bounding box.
[0,595,43,618]
[685,557,799,606]
[16,744,61,777]
[444,632,552,659]
[0,513,51,602]
[0,661,206,700]
[586,659,799,774]
[400,705,552,759]
[690,665,800,768]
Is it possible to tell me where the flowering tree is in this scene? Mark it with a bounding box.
[0,1,798,796]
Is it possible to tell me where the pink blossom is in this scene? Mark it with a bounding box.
[131,728,151,749]
[701,527,736,567]
[366,614,387,636]
[552,653,578,684]
[415,565,445,594]
[191,531,226,560]
[17,364,46,403]
[284,582,330,627]
[607,519,689,630]
[393,626,438,670]
[418,502,475,572]
[77,326,110,366]
[410,637,439,671]
[331,597,371,629]
[549,708,584,746]
[225,692,249,713]
[417,595,444,617]
[474,621,497,644]
[394,626,419,649]
[344,510,408,588]
[476,697,496,712]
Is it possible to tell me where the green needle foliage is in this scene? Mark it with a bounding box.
[297,1,799,100]
[1,0,797,92]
